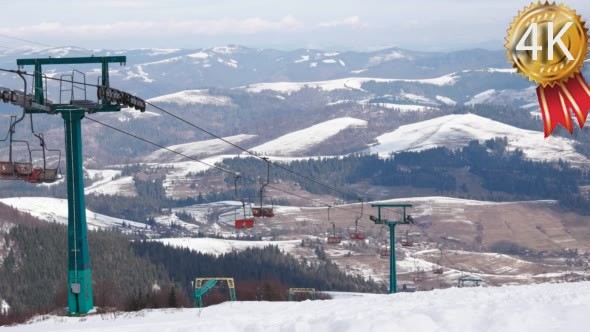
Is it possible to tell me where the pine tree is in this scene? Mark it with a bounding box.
[168,286,177,308]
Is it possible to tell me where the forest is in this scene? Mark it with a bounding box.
[0,218,381,325]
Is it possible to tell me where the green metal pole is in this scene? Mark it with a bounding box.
[34,61,44,105]
[63,109,93,314]
[389,223,396,294]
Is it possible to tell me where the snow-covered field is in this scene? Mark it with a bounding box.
[250,117,368,156]
[85,169,135,197]
[370,113,588,164]
[144,134,256,162]
[5,282,590,331]
[152,237,301,255]
[0,197,144,230]
[148,89,235,107]
[244,74,457,94]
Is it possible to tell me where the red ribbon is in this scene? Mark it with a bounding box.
[536,73,590,137]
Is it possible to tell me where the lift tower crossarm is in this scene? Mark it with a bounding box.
[370,203,413,294]
[18,56,126,108]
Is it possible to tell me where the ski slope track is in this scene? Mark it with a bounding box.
[371,114,588,165]
[5,282,590,332]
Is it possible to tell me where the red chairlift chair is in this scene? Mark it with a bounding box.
[379,246,390,258]
[233,175,256,229]
[348,199,366,240]
[326,206,342,244]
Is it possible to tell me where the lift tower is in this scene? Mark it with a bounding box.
[370,203,413,294]
[16,56,129,315]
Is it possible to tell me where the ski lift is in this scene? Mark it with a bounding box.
[252,157,274,218]
[379,245,390,258]
[378,226,390,257]
[1,71,59,184]
[432,249,444,274]
[413,258,424,282]
[348,199,366,240]
[233,175,255,229]
[0,76,29,181]
[400,229,414,247]
[30,133,61,183]
[326,206,341,244]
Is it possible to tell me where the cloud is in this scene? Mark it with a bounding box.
[317,16,364,28]
[0,16,305,38]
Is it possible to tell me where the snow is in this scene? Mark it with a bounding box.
[323,52,340,56]
[0,197,145,230]
[350,69,367,74]
[484,68,517,73]
[0,299,8,314]
[244,74,457,94]
[152,237,301,256]
[370,113,588,165]
[144,134,256,162]
[118,107,160,120]
[322,59,337,64]
[250,117,368,156]
[86,176,135,197]
[467,87,536,106]
[369,103,434,112]
[148,90,234,107]
[399,93,433,104]
[435,95,457,106]
[211,46,239,54]
[294,55,309,63]
[465,89,496,105]
[84,169,135,197]
[7,282,590,332]
[186,51,210,59]
[369,51,406,64]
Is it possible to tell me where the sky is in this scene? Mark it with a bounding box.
[0,0,589,52]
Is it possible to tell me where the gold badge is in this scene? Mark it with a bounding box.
[505,1,590,136]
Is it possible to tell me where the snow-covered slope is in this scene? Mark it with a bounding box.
[85,169,136,197]
[8,282,590,332]
[250,117,368,156]
[0,197,144,230]
[244,74,457,94]
[144,134,256,162]
[152,237,301,256]
[148,89,235,107]
[370,114,588,164]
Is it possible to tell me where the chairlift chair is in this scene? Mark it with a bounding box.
[378,226,390,257]
[432,249,444,274]
[400,228,414,247]
[252,157,274,218]
[348,199,366,240]
[326,206,341,244]
[10,140,35,182]
[233,175,255,229]
[30,133,61,183]
[379,245,390,258]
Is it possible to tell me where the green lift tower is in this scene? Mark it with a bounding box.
[15,56,143,315]
[370,203,413,294]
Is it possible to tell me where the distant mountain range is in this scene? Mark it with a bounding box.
[1,45,589,198]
